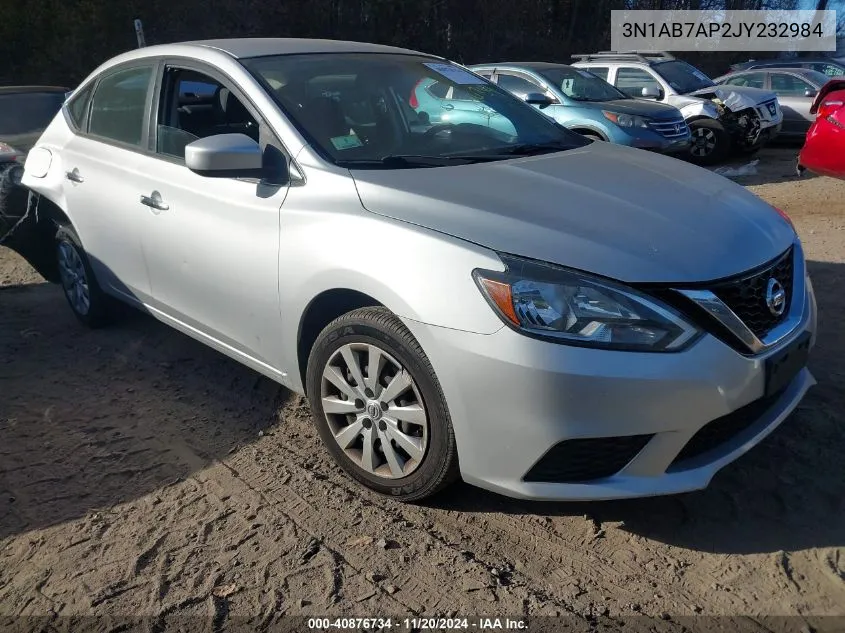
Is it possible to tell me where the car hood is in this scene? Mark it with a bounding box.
[687,84,777,110]
[350,141,795,284]
[578,98,682,119]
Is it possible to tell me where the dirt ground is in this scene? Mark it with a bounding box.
[1,147,844,629]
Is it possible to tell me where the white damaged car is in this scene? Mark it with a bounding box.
[572,52,783,165]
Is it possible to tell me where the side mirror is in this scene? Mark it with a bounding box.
[641,86,662,99]
[804,88,817,98]
[523,92,554,109]
[185,133,264,178]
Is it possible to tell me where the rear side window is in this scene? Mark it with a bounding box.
[88,66,154,147]
[723,72,765,89]
[67,84,93,130]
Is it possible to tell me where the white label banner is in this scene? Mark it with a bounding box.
[611,10,837,52]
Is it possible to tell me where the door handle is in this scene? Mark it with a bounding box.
[65,169,84,183]
[140,191,169,212]
[441,103,455,111]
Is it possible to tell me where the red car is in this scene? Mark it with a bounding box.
[798,79,845,180]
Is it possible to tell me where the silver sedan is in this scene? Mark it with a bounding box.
[714,67,835,137]
[22,39,816,502]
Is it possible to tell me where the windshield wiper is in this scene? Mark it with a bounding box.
[338,154,497,168]
[500,141,576,156]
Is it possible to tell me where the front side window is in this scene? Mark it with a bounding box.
[244,53,588,168]
[156,67,260,160]
[496,73,543,98]
[770,73,813,96]
[538,67,628,102]
[615,67,662,98]
[88,66,154,147]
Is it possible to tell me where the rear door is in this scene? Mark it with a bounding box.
[428,80,498,130]
[136,62,290,372]
[770,72,816,135]
[59,63,157,302]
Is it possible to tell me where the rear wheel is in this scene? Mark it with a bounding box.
[55,225,115,328]
[688,119,731,165]
[306,307,459,501]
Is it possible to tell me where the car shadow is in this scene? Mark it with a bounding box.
[0,281,292,541]
[2,260,842,555]
[428,260,845,555]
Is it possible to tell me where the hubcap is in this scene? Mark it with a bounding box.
[57,241,90,315]
[691,127,717,157]
[320,343,429,479]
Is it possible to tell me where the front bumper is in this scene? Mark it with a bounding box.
[611,127,691,153]
[405,267,817,501]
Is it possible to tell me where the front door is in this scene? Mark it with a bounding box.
[138,64,290,372]
[770,72,816,136]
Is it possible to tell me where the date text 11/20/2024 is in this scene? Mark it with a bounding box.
[307,618,529,630]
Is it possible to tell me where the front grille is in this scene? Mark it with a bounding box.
[648,117,689,139]
[710,247,794,339]
[523,435,654,483]
[668,390,784,470]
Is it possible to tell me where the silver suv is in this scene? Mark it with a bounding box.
[22,39,815,502]
[572,52,783,165]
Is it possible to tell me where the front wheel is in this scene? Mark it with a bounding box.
[687,119,731,165]
[305,307,459,501]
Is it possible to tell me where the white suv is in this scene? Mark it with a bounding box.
[572,52,783,165]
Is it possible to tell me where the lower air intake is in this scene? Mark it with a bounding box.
[523,435,654,483]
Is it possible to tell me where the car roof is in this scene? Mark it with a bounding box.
[136,38,428,61]
[715,67,829,84]
[0,85,69,95]
[736,57,844,68]
[470,62,573,70]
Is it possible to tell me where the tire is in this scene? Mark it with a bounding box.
[580,132,604,142]
[305,306,459,501]
[687,119,731,166]
[55,224,115,328]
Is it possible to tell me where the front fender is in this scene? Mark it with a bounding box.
[276,167,506,386]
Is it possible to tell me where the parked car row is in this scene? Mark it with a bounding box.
[14,38,818,503]
[413,51,784,166]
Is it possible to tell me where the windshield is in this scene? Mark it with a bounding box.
[243,53,588,168]
[652,60,715,94]
[538,66,628,102]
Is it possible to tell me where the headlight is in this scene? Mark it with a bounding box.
[474,255,700,352]
[602,111,651,129]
